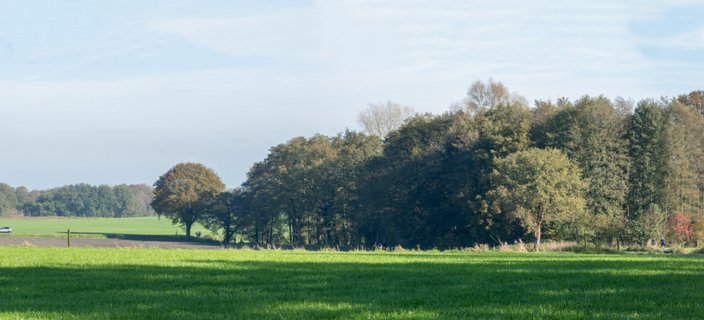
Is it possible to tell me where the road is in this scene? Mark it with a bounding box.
[0,236,222,249]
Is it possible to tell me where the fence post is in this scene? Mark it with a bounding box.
[67,229,71,248]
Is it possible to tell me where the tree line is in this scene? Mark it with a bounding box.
[155,81,703,248]
[0,183,155,217]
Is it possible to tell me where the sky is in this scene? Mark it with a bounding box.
[1,0,703,190]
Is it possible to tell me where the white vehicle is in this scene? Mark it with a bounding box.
[0,227,12,234]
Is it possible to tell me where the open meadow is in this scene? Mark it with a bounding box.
[0,217,208,239]
[0,248,702,319]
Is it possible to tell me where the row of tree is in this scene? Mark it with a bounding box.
[0,183,154,217]
[153,81,704,249]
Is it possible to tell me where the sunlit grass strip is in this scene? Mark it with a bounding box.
[0,216,208,238]
[0,248,701,319]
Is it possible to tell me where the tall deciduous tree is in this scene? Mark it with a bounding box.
[662,101,704,216]
[322,131,382,247]
[541,96,630,241]
[242,161,289,245]
[489,148,587,249]
[152,163,225,238]
[460,78,527,115]
[677,90,704,116]
[244,135,337,246]
[200,189,246,247]
[359,113,475,248]
[470,103,532,240]
[357,101,416,138]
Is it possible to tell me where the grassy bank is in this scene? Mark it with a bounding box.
[0,248,702,319]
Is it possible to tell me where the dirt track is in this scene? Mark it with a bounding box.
[0,236,222,249]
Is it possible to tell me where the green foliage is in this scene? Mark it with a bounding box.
[461,104,533,245]
[323,131,383,247]
[6,87,704,251]
[14,184,154,217]
[553,97,629,217]
[627,100,668,217]
[625,96,704,231]
[1,248,703,319]
[474,104,531,161]
[677,90,704,116]
[538,96,630,243]
[489,148,587,249]
[152,163,225,238]
[626,204,668,244]
[244,132,382,247]
[231,88,704,249]
[661,102,704,215]
[245,135,334,246]
[692,215,704,246]
[358,113,482,248]
[200,189,246,246]
[0,183,19,216]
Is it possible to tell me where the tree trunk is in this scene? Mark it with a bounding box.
[269,226,273,244]
[535,224,542,251]
[185,222,192,238]
[223,229,234,248]
[222,221,233,248]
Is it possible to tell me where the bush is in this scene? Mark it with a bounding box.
[625,204,667,244]
[667,212,694,246]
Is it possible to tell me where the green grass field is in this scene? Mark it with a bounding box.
[0,216,208,239]
[0,248,701,319]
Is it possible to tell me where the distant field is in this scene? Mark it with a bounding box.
[0,216,209,238]
[0,249,702,319]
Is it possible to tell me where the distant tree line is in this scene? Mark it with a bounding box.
[154,82,704,248]
[0,183,154,217]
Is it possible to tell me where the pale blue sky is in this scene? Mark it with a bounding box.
[1,0,703,190]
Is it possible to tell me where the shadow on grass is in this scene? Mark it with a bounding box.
[0,257,703,319]
[67,232,220,245]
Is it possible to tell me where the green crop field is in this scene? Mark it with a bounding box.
[0,248,702,320]
[0,216,208,239]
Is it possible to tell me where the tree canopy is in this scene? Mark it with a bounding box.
[217,85,703,249]
[489,148,587,249]
[151,162,225,238]
[357,101,416,138]
[0,183,154,218]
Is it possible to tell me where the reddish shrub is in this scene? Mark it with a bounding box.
[667,212,694,245]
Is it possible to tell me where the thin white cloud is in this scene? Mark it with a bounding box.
[148,9,320,59]
[639,26,704,50]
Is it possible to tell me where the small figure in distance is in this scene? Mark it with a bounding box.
[651,239,656,246]
[660,238,666,248]
[195,231,202,238]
